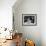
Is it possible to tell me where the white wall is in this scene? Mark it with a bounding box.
[41,0,46,46]
[0,0,16,30]
[13,0,41,46]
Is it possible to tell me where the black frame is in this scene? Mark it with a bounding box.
[22,14,37,26]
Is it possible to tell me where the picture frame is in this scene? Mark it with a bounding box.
[22,14,37,26]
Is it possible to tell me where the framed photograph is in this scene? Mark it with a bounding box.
[22,14,37,26]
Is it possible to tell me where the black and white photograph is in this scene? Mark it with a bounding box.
[22,14,37,26]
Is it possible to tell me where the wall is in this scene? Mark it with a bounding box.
[41,0,46,46]
[13,0,41,46]
[0,0,16,30]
